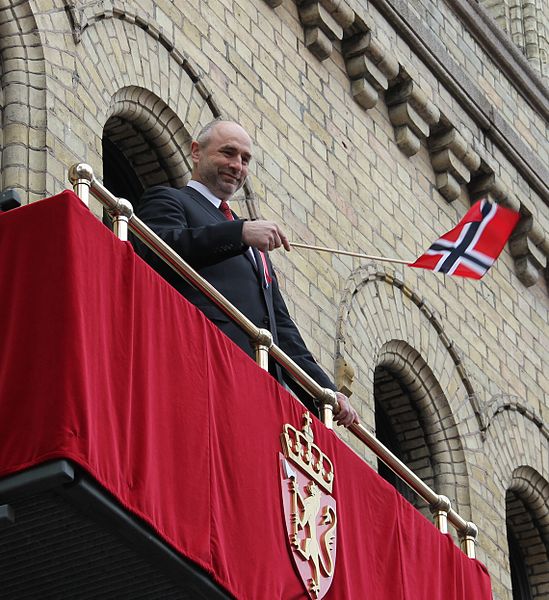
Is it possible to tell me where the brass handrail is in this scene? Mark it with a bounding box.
[68,163,478,557]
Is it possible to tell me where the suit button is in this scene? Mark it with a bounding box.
[262,316,270,327]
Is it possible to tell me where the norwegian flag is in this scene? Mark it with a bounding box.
[409,199,520,279]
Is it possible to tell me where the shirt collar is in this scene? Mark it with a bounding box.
[187,180,223,208]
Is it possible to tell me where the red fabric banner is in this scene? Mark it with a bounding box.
[0,192,492,599]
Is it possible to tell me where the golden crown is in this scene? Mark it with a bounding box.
[280,412,334,493]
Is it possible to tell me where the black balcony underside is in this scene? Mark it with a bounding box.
[0,461,231,600]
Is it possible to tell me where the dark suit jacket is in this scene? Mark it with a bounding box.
[132,185,336,411]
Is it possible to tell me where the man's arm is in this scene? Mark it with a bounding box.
[135,186,246,269]
[137,186,290,265]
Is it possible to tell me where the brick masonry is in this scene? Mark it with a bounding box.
[0,0,547,598]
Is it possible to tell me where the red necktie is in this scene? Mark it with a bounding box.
[219,200,233,221]
[218,201,272,287]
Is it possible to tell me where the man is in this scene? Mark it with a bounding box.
[134,119,357,426]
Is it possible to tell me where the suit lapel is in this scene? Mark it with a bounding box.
[241,247,258,278]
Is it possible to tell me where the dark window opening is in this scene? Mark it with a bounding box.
[374,397,417,505]
[102,137,144,209]
[507,524,534,600]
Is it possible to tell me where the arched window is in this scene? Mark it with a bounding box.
[372,342,470,523]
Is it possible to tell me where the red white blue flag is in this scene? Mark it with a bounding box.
[409,199,520,279]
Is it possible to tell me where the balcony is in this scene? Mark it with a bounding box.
[0,176,492,599]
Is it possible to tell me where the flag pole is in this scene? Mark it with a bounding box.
[289,242,413,266]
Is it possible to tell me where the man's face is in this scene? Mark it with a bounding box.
[191,122,253,201]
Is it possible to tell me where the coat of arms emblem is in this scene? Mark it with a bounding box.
[279,413,337,599]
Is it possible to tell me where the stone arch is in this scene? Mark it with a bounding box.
[374,340,470,513]
[507,467,549,600]
[336,265,477,517]
[68,16,216,185]
[101,86,264,216]
[103,86,193,203]
[0,0,47,201]
[337,265,483,431]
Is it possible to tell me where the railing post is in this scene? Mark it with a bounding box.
[319,388,337,430]
[429,494,451,534]
[253,328,273,371]
[459,522,478,559]
[110,198,134,242]
[68,163,94,207]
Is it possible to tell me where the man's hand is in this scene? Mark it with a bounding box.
[334,392,359,427]
[242,220,291,252]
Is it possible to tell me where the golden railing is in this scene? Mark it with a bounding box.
[69,163,478,558]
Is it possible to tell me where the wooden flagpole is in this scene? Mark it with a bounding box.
[289,241,414,266]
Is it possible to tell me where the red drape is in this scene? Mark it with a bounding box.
[0,192,492,599]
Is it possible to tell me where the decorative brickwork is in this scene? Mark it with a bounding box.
[481,0,549,80]
[336,266,484,432]
[342,29,399,110]
[429,125,482,202]
[298,0,354,61]
[374,340,472,517]
[482,409,548,598]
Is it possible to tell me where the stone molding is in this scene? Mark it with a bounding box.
[470,173,549,286]
[62,0,220,115]
[369,0,549,203]
[508,215,548,288]
[385,78,440,157]
[374,339,472,514]
[104,87,192,190]
[484,394,549,443]
[507,466,549,599]
[448,0,548,115]
[429,126,482,202]
[298,0,354,60]
[342,31,399,110]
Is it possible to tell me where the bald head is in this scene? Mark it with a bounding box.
[195,119,251,148]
